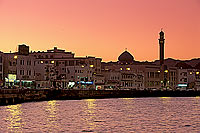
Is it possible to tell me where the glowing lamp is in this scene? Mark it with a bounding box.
[14,55,18,59]
[164,70,168,73]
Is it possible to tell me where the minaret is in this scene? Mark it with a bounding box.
[159,29,165,66]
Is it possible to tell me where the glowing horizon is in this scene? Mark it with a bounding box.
[0,0,199,62]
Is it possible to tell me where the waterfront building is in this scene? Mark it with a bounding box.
[144,65,161,90]
[30,47,75,88]
[102,67,121,90]
[31,47,102,89]
[102,51,145,90]
[94,74,105,90]
[0,30,199,91]
[64,57,102,89]
[176,62,200,90]
[100,30,178,90]
[3,45,36,88]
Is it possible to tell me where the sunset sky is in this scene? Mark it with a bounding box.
[0,0,200,62]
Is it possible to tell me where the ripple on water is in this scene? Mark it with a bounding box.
[0,97,199,132]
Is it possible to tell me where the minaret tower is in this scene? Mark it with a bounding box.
[159,29,165,66]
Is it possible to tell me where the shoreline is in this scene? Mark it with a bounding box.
[0,89,200,106]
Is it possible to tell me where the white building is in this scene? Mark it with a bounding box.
[175,62,200,90]
[31,47,102,89]
[177,68,200,90]
[4,52,36,88]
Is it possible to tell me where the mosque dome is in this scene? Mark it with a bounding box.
[118,50,134,64]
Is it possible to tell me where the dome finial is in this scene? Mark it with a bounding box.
[125,48,127,51]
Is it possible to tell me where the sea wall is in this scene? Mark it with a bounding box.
[0,89,200,106]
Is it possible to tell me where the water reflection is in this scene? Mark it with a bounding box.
[45,100,59,132]
[0,98,199,132]
[121,98,134,110]
[6,104,24,132]
[160,97,171,104]
[82,99,97,131]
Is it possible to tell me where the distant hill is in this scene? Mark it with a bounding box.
[153,58,200,68]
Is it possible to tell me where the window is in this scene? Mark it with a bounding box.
[184,78,187,82]
[69,61,74,66]
[150,72,154,78]
[155,72,159,78]
[20,70,23,75]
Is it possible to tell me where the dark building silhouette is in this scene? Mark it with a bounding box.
[18,44,29,55]
[118,50,134,64]
[159,30,165,66]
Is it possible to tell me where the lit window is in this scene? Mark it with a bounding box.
[14,55,18,59]
[158,70,160,73]
[164,70,168,73]
[196,72,199,75]
[126,68,130,70]
[190,72,193,75]
[120,68,123,70]
[90,65,94,68]
[40,61,44,64]
[81,65,84,68]
[51,61,54,64]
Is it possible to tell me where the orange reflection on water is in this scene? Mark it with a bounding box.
[45,100,59,132]
[83,99,97,130]
[6,104,24,132]
[121,98,134,109]
[160,97,171,104]
[160,97,171,99]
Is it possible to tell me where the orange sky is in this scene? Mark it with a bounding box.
[0,0,200,62]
